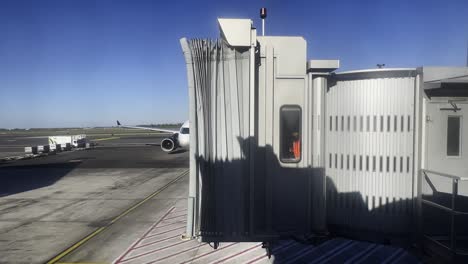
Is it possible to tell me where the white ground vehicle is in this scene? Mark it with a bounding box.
[48,135,87,148]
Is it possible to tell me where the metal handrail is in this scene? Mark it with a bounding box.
[421,200,468,216]
[422,169,468,181]
[421,169,468,255]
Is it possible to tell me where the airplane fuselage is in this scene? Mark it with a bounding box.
[177,120,190,149]
[117,120,189,153]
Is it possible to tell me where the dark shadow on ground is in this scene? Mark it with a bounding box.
[169,149,188,154]
[266,237,420,263]
[0,162,79,197]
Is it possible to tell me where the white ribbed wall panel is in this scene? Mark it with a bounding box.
[181,38,253,240]
[325,71,417,235]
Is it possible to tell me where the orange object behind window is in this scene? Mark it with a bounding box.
[292,139,301,160]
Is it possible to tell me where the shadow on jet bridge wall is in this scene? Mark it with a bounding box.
[196,136,468,247]
[197,145,324,241]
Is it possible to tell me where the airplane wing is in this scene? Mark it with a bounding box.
[116,120,178,133]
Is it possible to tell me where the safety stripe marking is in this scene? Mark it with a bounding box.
[154,220,186,229]
[119,240,192,263]
[381,248,404,264]
[343,243,378,264]
[113,206,176,264]
[210,244,262,264]
[389,251,408,263]
[354,245,384,264]
[47,169,188,264]
[172,209,188,214]
[314,241,356,264]
[112,198,419,264]
[133,234,181,250]
[144,243,207,264]
[56,263,107,264]
[179,243,237,264]
[162,214,187,221]
[243,240,297,264]
[282,239,339,264]
[144,226,186,239]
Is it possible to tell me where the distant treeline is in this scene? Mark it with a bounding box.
[135,123,183,128]
[0,123,183,130]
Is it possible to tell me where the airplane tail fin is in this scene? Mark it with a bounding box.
[117,120,121,126]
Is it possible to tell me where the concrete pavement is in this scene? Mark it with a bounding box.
[0,135,189,263]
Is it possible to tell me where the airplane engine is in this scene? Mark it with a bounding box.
[161,135,178,152]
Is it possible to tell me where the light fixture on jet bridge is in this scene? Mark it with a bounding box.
[260,7,267,36]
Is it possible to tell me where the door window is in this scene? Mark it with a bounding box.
[280,105,301,163]
[447,116,462,156]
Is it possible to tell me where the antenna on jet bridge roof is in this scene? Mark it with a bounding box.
[260,7,267,36]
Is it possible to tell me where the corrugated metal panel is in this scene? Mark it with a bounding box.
[326,71,417,236]
[181,38,252,240]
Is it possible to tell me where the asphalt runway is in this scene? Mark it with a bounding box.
[1,136,188,169]
[0,135,49,158]
[0,131,173,158]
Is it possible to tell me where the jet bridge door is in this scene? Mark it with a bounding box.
[425,99,468,177]
[254,36,318,237]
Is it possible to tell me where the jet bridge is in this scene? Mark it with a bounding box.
[181,18,468,258]
[180,19,332,242]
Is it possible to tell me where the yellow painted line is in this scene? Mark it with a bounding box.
[47,169,189,264]
[92,137,120,142]
[57,262,108,264]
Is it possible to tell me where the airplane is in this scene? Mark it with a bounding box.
[116,120,189,152]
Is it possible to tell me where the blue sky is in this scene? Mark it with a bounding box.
[0,0,467,128]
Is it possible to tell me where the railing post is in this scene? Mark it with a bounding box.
[418,169,425,246]
[451,179,458,252]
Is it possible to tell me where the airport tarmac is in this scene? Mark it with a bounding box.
[0,135,188,263]
[0,134,421,263]
[0,131,171,159]
[0,134,48,158]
